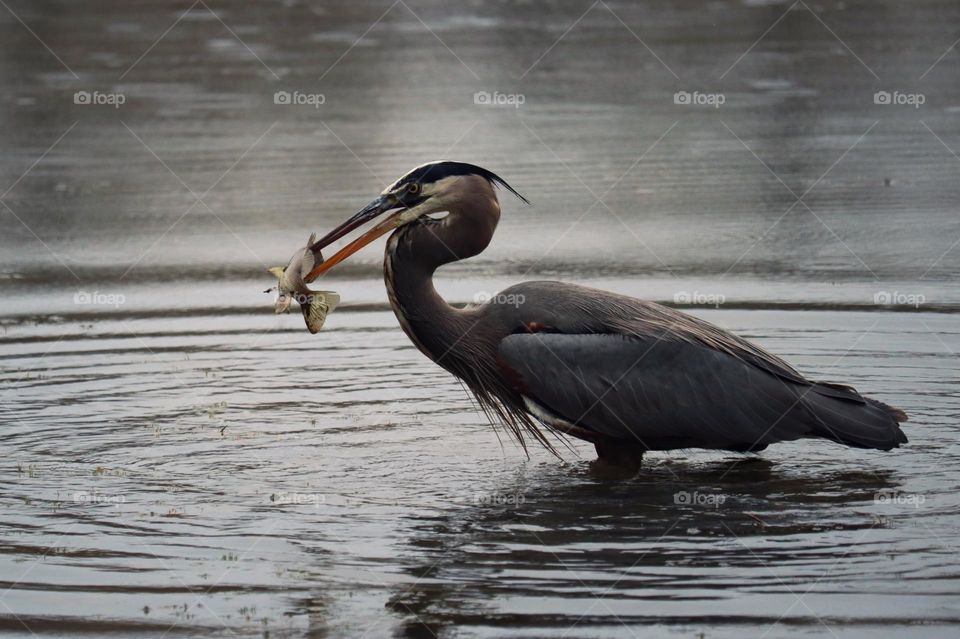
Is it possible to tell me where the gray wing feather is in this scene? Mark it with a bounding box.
[498,332,904,451]
[501,281,808,383]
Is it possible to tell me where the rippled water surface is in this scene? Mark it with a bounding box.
[2,0,959,637]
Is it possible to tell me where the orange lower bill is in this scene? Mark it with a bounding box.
[305,212,403,282]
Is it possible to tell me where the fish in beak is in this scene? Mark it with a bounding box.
[266,232,340,334]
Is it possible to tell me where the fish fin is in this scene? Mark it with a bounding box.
[300,291,336,334]
[267,266,286,280]
[275,293,292,314]
[304,248,325,285]
[318,291,340,312]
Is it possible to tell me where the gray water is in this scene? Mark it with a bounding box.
[1,0,959,637]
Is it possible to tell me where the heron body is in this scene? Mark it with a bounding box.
[309,162,907,466]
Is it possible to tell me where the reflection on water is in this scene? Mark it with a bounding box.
[2,0,960,637]
[388,461,904,635]
[2,309,958,637]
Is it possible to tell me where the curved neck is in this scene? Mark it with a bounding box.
[384,188,500,367]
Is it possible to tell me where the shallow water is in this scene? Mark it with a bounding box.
[2,0,959,637]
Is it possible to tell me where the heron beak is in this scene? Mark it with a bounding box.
[311,194,396,249]
[304,195,406,280]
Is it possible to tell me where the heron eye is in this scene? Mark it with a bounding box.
[407,183,420,195]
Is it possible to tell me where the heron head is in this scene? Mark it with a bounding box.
[304,161,528,280]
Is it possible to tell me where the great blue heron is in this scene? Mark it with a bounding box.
[304,161,907,466]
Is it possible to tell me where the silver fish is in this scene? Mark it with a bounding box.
[266,233,340,334]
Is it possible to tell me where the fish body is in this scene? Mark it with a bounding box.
[267,233,339,333]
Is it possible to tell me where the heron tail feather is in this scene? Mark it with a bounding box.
[803,384,908,451]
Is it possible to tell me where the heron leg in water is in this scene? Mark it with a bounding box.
[593,438,646,469]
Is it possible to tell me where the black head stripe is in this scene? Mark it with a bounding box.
[393,161,530,204]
